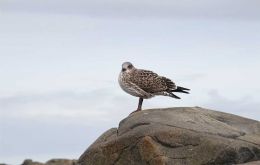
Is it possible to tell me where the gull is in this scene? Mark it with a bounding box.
[118,62,190,114]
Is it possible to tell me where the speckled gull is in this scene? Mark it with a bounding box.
[118,62,190,114]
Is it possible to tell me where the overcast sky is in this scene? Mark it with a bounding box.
[1,0,260,164]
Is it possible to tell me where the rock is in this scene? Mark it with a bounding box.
[238,161,260,165]
[22,159,44,165]
[45,159,77,165]
[78,107,260,165]
[21,159,76,165]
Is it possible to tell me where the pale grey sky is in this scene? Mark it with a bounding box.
[1,0,260,164]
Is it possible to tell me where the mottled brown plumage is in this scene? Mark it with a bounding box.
[130,69,176,93]
[118,62,190,113]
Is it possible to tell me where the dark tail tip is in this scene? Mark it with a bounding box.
[171,86,190,94]
[168,92,181,99]
[177,86,190,91]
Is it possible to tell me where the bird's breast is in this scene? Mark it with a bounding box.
[118,72,144,98]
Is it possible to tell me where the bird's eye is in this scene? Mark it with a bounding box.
[122,68,126,72]
[127,65,133,69]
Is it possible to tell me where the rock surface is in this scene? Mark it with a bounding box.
[78,107,260,165]
[21,159,77,165]
[239,161,260,165]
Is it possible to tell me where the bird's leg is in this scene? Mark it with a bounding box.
[137,97,143,111]
[130,98,143,114]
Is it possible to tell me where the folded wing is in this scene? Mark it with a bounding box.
[130,69,177,93]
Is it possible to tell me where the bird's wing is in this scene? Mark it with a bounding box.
[128,82,154,98]
[130,69,176,93]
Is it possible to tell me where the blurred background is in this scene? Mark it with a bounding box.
[0,0,260,164]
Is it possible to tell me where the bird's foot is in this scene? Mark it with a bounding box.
[129,109,141,115]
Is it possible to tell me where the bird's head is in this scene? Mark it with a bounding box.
[121,62,135,73]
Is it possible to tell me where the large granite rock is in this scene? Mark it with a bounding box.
[78,107,260,165]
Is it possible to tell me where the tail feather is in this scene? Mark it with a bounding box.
[177,86,190,91]
[171,86,190,94]
[168,92,181,99]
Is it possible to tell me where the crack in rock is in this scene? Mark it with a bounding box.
[130,122,151,130]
